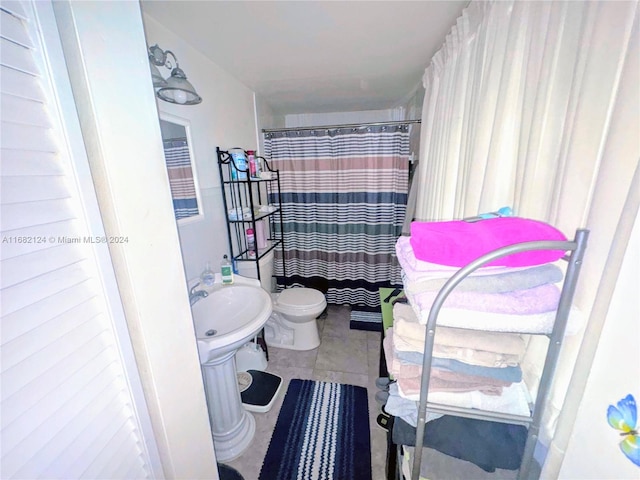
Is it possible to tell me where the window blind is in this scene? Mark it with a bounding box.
[1,2,156,478]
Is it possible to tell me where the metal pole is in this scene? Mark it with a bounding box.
[261,119,421,134]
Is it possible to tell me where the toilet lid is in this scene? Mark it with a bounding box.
[277,288,326,309]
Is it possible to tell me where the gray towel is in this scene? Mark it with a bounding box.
[404,263,563,294]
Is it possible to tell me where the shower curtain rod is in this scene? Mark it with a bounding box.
[262,119,421,133]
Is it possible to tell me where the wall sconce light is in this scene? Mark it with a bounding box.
[148,44,202,105]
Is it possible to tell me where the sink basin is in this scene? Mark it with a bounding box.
[192,283,272,363]
[189,275,272,461]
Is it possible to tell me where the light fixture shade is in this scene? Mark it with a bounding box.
[156,67,202,105]
[149,59,168,88]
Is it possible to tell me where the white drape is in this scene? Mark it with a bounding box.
[414,0,639,474]
[416,0,636,228]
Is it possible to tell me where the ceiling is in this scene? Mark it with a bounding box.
[141,1,468,116]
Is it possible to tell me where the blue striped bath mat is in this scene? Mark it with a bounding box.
[259,379,372,480]
[349,310,382,332]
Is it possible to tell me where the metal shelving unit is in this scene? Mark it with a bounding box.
[387,229,589,480]
[216,147,285,286]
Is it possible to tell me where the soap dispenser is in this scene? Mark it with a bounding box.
[201,262,215,286]
[220,255,234,285]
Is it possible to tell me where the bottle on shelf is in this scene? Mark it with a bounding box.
[230,150,247,180]
[246,228,256,258]
[255,219,268,249]
[200,262,215,286]
[247,150,260,178]
[221,255,234,284]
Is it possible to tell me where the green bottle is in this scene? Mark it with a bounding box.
[221,255,233,285]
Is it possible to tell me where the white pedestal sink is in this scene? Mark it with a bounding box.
[190,274,272,461]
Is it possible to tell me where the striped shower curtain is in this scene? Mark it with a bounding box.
[264,124,410,309]
[163,138,198,220]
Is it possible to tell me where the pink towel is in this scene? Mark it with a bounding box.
[410,283,561,315]
[409,217,567,267]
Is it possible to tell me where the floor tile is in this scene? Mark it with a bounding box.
[315,334,369,375]
[223,305,386,480]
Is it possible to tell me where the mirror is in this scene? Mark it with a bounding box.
[159,113,202,224]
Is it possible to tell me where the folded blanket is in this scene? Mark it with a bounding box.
[409,283,561,316]
[403,262,564,294]
[392,327,521,367]
[397,381,532,418]
[393,304,527,355]
[402,419,528,473]
[409,217,568,267]
[405,290,584,334]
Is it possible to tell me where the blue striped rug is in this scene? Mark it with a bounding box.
[349,310,383,332]
[259,379,371,480]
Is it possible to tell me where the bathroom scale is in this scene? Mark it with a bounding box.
[237,370,283,413]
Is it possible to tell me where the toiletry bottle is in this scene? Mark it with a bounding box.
[246,228,256,258]
[255,219,268,249]
[254,153,261,178]
[247,150,257,178]
[230,150,247,180]
[201,262,215,286]
[221,255,234,284]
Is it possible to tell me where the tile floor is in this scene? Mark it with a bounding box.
[225,304,389,480]
[221,304,539,480]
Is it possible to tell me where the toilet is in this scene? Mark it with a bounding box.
[265,288,326,350]
[237,250,326,351]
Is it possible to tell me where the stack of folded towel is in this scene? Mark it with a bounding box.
[385,216,583,423]
[383,304,531,419]
[396,217,583,334]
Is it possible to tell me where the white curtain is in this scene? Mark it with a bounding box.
[414,0,639,474]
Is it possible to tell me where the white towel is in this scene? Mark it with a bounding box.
[397,381,532,418]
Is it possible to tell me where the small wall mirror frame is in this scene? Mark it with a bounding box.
[159,112,203,225]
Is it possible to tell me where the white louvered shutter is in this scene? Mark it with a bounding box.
[1,1,161,478]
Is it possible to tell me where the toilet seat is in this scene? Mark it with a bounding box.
[274,288,326,316]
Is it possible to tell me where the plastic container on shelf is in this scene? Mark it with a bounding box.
[247,150,260,178]
[246,228,256,258]
[230,150,247,180]
[255,219,268,249]
[200,262,215,286]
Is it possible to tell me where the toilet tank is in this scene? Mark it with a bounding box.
[236,249,274,293]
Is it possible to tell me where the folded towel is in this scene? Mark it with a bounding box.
[397,375,504,396]
[396,236,519,278]
[409,217,568,267]
[433,358,522,383]
[385,383,443,427]
[405,290,584,334]
[393,349,523,383]
[403,263,564,294]
[393,304,527,355]
[391,327,521,367]
[409,283,561,316]
[397,381,532,418]
[385,336,512,389]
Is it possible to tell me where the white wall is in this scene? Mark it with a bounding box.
[143,15,258,281]
[52,2,219,478]
[559,209,640,479]
[283,107,407,128]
